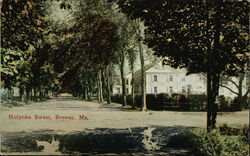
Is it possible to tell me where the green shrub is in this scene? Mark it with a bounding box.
[188,94,207,111]
[188,129,224,156]
[134,95,141,107]
[188,127,249,156]
[157,93,174,109]
[163,93,175,106]
[230,96,248,111]
[112,93,234,111]
[111,94,122,104]
[217,95,230,111]
[146,94,159,110]
[126,95,133,106]
[219,124,249,139]
[176,94,190,110]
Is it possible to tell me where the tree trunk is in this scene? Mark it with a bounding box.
[120,54,127,106]
[205,0,212,130]
[207,72,220,130]
[106,66,111,104]
[131,65,135,108]
[39,87,43,100]
[207,71,212,130]
[84,87,88,100]
[238,73,244,98]
[100,71,104,102]
[211,73,220,128]
[45,90,49,98]
[208,0,222,129]
[25,87,31,101]
[30,88,33,100]
[97,75,101,102]
[7,88,13,101]
[19,87,24,101]
[34,87,38,101]
[136,20,146,111]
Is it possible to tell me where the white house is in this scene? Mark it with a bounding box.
[113,61,247,98]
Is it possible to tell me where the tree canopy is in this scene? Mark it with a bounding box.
[118,0,249,76]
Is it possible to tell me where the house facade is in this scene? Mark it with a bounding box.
[113,61,247,98]
[144,63,206,95]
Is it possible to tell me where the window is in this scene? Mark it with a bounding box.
[187,85,192,94]
[182,86,186,94]
[169,75,173,82]
[153,75,158,82]
[126,79,129,85]
[169,86,173,93]
[126,88,129,94]
[117,88,121,94]
[154,87,158,94]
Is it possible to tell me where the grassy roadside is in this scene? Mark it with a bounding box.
[186,124,249,156]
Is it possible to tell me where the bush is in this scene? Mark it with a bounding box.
[146,94,159,110]
[230,96,248,111]
[188,129,224,156]
[188,94,207,111]
[111,94,122,104]
[111,93,233,111]
[134,95,141,107]
[217,95,230,111]
[188,126,249,156]
[145,93,178,110]
[177,94,190,110]
[219,124,249,139]
[157,93,169,106]
[126,95,133,106]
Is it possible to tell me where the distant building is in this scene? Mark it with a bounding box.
[112,61,247,98]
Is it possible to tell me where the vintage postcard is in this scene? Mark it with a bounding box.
[1,0,249,155]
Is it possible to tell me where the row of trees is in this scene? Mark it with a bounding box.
[1,0,148,110]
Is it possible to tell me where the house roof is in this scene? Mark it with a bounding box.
[128,61,161,78]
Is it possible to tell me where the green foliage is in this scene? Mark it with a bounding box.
[111,94,123,104]
[230,96,248,111]
[189,94,207,111]
[118,0,249,76]
[111,93,243,111]
[1,0,46,51]
[217,95,230,111]
[177,94,190,111]
[188,127,249,156]
[1,0,123,99]
[145,94,159,110]
[219,124,249,139]
[1,48,25,76]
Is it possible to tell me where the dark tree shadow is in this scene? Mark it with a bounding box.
[1,126,194,155]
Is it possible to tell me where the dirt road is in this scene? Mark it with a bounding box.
[1,96,248,155]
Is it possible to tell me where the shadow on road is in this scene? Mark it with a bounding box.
[1,126,193,155]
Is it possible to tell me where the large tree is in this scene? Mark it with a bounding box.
[118,0,249,129]
[1,0,52,101]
